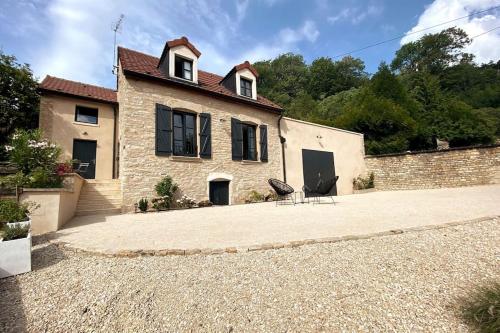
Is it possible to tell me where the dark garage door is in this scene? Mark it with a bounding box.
[209,181,229,205]
[302,149,337,197]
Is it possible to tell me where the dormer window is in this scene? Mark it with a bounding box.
[240,78,253,98]
[174,55,193,81]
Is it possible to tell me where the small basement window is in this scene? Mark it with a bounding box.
[174,55,193,81]
[240,78,252,98]
[75,106,98,124]
[242,123,257,160]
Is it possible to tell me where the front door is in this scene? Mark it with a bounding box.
[302,149,337,197]
[73,139,97,179]
[209,181,229,205]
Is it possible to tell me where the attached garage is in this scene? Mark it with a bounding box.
[280,117,366,196]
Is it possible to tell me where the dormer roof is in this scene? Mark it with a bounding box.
[118,46,282,113]
[234,61,259,78]
[158,36,201,69]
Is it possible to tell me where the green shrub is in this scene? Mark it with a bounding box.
[176,195,196,208]
[353,172,375,190]
[3,129,63,189]
[138,198,148,212]
[6,129,61,174]
[462,283,500,333]
[154,176,178,208]
[0,172,29,189]
[28,167,62,188]
[0,199,29,223]
[246,190,266,203]
[197,200,213,207]
[2,224,30,241]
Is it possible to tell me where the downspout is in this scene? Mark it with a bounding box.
[112,106,117,179]
[278,113,287,183]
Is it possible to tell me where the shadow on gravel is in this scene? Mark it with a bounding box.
[0,274,27,333]
[31,235,67,272]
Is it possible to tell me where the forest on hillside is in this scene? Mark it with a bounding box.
[253,27,500,155]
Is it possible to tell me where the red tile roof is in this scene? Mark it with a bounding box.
[39,76,117,104]
[234,61,259,78]
[166,36,201,58]
[118,47,282,112]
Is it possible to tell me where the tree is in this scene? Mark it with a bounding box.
[391,27,473,74]
[334,88,417,155]
[253,53,309,108]
[308,56,367,99]
[0,52,40,160]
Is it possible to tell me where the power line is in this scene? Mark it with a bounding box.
[332,5,500,59]
[471,25,500,39]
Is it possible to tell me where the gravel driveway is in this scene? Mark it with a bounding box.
[1,217,499,332]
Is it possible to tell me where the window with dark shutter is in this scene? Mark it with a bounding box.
[155,104,172,155]
[172,111,197,156]
[231,118,243,160]
[242,123,257,161]
[199,113,211,158]
[259,125,268,162]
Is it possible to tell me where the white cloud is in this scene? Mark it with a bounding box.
[5,0,319,86]
[401,0,500,64]
[328,5,383,25]
[280,20,320,44]
[236,0,249,23]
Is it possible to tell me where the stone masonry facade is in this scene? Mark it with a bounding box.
[365,145,500,191]
[118,69,283,212]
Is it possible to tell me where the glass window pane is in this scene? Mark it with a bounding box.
[173,127,183,141]
[174,141,184,154]
[185,114,194,128]
[184,61,192,70]
[174,56,184,78]
[173,114,183,127]
[75,106,98,124]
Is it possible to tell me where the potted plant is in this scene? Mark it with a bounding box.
[0,199,35,278]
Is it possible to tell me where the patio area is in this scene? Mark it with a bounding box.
[52,185,500,255]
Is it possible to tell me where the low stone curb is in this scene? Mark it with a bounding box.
[48,215,498,258]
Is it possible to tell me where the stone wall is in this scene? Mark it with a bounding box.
[365,145,500,190]
[118,67,283,212]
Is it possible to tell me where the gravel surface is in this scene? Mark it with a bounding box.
[1,218,499,332]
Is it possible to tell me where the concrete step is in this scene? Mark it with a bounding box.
[75,208,122,216]
[82,185,121,191]
[80,194,122,202]
[76,179,123,215]
[77,199,122,207]
[85,179,120,183]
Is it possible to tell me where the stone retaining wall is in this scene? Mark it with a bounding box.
[365,145,500,190]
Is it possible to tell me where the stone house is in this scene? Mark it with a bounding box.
[39,37,366,214]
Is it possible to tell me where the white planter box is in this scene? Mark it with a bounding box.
[0,220,32,279]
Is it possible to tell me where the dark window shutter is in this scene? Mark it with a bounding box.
[231,117,243,160]
[155,104,172,155]
[199,113,211,158]
[259,124,268,162]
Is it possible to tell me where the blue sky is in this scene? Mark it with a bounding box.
[1,0,499,89]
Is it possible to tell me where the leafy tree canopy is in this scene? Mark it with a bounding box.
[253,27,498,154]
[391,27,474,74]
[0,52,40,159]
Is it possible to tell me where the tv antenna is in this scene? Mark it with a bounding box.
[112,14,124,75]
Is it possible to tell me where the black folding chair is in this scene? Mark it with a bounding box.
[268,178,295,206]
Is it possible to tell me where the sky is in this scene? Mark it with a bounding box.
[1,0,499,89]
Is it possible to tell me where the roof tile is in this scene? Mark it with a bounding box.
[118,47,282,111]
[39,76,117,104]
